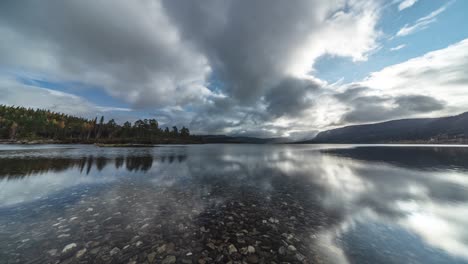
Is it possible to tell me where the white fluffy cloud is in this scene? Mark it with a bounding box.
[362,39,468,113]
[315,38,468,127]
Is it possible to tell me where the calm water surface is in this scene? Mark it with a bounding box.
[0,144,468,264]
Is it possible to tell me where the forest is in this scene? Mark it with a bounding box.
[0,105,197,144]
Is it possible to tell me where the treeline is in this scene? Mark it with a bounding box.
[0,105,195,143]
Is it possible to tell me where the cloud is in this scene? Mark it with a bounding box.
[362,38,468,112]
[0,75,131,120]
[333,87,445,123]
[324,38,468,125]
[390,44,406,51]
[396,2,451,37]
[0,0,384,137]
[303,38,468,127]
[0,0,381,107]
[162,0,381,101]
[1,1,466,137]
[264,77,320,118]
[0,0,213,108]
[398,0,418,11]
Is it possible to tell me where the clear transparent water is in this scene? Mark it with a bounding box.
[0,144,467,264]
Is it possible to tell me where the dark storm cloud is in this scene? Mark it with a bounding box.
[161,0,335,103]
[264,77,319,118]
[394,95,445,113]
[334,87,446,123]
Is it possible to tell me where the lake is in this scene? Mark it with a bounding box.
[0,144,468,264]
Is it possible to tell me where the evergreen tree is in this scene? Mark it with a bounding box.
[0,105,195,143]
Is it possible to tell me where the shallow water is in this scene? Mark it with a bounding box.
[0,144,467,264]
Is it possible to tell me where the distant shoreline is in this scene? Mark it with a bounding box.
[1,139,467,146]
[0,139,203,145]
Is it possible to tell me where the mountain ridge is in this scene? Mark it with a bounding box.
[302,112,468,144]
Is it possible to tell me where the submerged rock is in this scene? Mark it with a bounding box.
[278,246,286,255]
[181,258,192,264]
[288,245,297,252]
[109,247,121,256]
[47,249,58,256]
[157,244,166,254]
[90,247,101,255]
[62,243,77,254]
[246,254,259,263]
[228,244,238,254]
[162,255,176,264]
[76,248,87,258]
[296,252,306,262]
[247,245,255,254]
[206,242,216,250]
[147,252,156,263]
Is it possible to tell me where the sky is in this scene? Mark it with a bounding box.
[0,0,467,139]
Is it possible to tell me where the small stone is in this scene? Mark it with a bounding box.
[228,244,238,254]
[246,254,259,263]
[76,248,87,258]
[90,247,101,255]
[268,217,279,224]
[240,247,248,255]
[247,246,255,254]
[147,252,156,263]
[62,243,77,254]
[200,226,208,232]
[123,245,130,250]
[287,245,297,252]
[278,246,286,255]
[186,252,193,256]
[135,241,143,247]
[215,255,225,262]
[162,255,176,264]
[110,247,121,256]
[157,244,166,253]
[206,242,216,250]
[295,253,306,262]
[166,242,175,253]
[47,249,58,256]
[86,208,93,212]
[181,258,192,264]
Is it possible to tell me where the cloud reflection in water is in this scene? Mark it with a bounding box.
[0,145,467,263]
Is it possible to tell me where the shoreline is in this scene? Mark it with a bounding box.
[1,140,467,146]
[0,139,203,146]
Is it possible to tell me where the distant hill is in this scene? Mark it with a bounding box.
[199,135,290,144]
[303,112,468,144]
